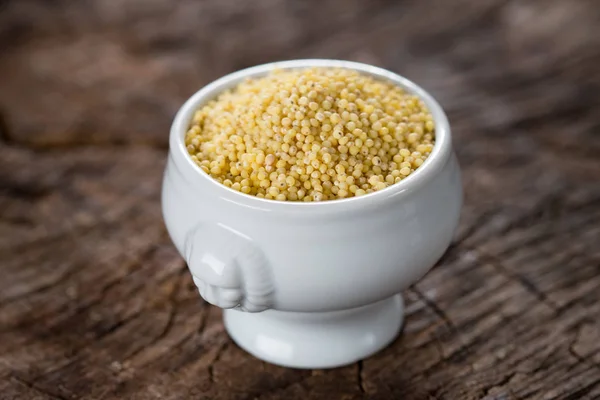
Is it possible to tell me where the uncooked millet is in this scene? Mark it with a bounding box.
[185,68,435,201]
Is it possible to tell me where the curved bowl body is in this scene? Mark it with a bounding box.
[162,59,462,313]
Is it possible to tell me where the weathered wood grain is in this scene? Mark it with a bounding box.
[0,0,599,399]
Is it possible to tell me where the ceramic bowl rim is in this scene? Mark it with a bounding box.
[170,59,452,212]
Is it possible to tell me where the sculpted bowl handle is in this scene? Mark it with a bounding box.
[184,222,275,312]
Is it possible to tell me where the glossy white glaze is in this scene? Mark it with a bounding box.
[162,59,462,368]
[225,295,404,369]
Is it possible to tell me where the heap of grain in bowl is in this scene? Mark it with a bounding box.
[185,68,435,202]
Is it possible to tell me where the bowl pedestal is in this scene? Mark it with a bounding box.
[224,294,404,369]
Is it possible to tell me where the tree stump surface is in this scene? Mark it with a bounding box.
[1,1,599,399]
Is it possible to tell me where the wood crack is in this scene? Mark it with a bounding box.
[10,375,69,400]
[357,360,365,394]
[477,251,559,311]
[0,108,14,145]
[454,208,500,246]
[555,376,600,400]
[481,371,517,398]
[208,341,228,385]
[252,373,313,400]
[568,326,600,372]
[411,287,462,334]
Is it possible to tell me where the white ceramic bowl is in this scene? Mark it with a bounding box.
[162,59,462,369]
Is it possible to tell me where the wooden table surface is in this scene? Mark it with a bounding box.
[1,1,599,399]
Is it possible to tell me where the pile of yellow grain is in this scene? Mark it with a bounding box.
[185,68,435,201]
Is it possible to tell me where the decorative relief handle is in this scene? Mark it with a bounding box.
[184,222,275,313]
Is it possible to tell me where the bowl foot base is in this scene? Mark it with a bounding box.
[223,294,404,369]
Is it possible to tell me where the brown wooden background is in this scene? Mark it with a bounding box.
[1,1,599,399]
